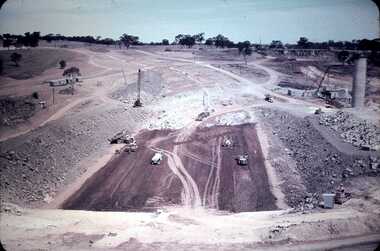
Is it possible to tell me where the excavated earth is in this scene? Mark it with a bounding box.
[62,124,277,212]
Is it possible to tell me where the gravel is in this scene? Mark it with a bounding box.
[319,111,380,151]
[0,100,148,207]
[257,108,380,208]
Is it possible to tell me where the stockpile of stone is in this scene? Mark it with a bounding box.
[0,101,148,207]
[319,111,380,150]
[258,108,380,208]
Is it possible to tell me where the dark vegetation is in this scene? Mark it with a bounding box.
[10,52,22,66]
[62,66,81,77]
[0,95,37,126]
[59,60,66,69]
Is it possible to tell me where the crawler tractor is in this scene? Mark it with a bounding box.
[236,154,248,166]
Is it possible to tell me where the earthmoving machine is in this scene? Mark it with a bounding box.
[314,64,351,104]
[109,130,138,152]
[109,130,135,144]
[124,141,138,153]
[222,136,233,147]
[151,152,163,165]
[314,108,323,114]
[264,94,273,103]
[236,154,248,166]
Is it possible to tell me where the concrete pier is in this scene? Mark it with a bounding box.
[352,57,367,108]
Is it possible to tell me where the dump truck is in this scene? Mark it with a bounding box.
[151,152,163,165]
[236,154,248,166]
[264,94,273,103]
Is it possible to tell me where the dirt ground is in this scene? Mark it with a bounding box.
[63,124,277,213]
[1,44,379,250]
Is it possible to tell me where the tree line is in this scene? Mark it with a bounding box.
[2,32,379,52]
[268,37,380,51]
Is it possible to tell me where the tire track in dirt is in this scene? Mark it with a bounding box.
[203,139,217,207]
[150,146,199,207]
[210,137,222,209]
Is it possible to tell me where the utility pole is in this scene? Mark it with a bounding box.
[133,69,143,107]
[137,69,141,102]
[203,91,209,112]
[52,87,55,105]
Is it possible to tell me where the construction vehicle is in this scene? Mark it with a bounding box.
[195,111,210,121]
[151,152,163,165]
[124,141,138,153]
[222,136,233,147]
[109,130,135,144]
[264,94,273,103]
[236,154,248,166]
[314,108,323,114]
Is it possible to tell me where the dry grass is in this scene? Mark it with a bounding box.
[0,48,77,79]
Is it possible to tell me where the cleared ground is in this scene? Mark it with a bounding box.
[1,45,379,250]
[63,124,276,212]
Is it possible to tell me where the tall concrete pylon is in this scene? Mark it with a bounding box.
[352,57,367,108]
[374,0,380,38]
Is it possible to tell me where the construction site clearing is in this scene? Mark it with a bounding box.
[0,44,380,250]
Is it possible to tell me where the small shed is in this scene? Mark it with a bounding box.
[322,193,335,209]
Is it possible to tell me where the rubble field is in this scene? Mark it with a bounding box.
[257,108,380,208]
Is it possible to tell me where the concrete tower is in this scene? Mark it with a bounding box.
[352,57,368,108]
[374,0,380,38]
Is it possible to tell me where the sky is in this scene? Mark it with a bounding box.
[0,0,378,43]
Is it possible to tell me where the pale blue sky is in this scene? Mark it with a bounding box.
[0,0,378,43]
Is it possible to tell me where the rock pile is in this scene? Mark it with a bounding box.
[0,101,148,207]
[258,108,380,208]
[319,111,380,151]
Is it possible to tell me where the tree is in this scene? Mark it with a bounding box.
[179,35,196,48]
[30,32,40,47]
[32,91,39,99]
[237,41,252,65]
[193,33,205,44]
[214,34,233,48]
[174,33,204,48]
[63,66,81,78]
[175,34,184,44]
[10,52,22,66]
[337,51,350,65]
[59,60,66,69]
[2,39,12,49]
[23,32,40,47]
[297,37,310,48]
[205,38,214,46]
[269,40,283,49]
[119,34,139,49]
[0,57,3,75]
[162,39,169,45]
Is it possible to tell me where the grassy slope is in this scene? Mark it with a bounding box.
[0,48,77,79]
